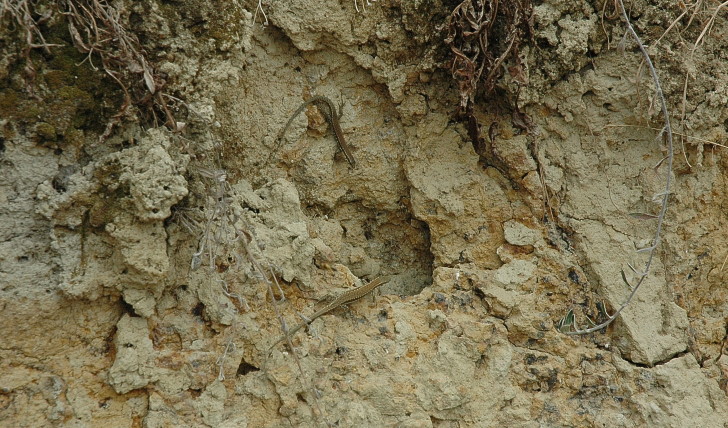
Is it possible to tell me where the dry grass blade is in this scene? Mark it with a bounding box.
[693,0,728,49]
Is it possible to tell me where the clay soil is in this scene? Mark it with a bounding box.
[1,0,728,426]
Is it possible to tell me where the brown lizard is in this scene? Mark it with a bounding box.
[272,95,357,167]
[267,276,389,353]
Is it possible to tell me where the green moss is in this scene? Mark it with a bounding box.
[0,10,125,137]
[0,91,19,115]
[0,58,121,141]
[46,45,113,96]
[64,128,85,148]
[44,70,73,90]
[0,89,42,121]
[0,3,156,143]
[158,0,247,51]
[2,120,16,141]
[56,86,95,128]
[35,122,57,141]
[42,42,122,135]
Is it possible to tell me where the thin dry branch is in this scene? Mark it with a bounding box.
[561,0,674,335]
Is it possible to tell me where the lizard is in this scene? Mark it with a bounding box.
[270,95,357,167]
[267,276,389,354]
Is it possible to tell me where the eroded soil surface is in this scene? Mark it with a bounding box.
[1,0,727,426]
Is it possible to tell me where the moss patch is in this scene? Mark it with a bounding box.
[0,10,124,142]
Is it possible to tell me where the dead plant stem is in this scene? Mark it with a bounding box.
[566,0,674,335]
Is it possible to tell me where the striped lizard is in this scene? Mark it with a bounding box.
[271,95,357,167]
[267,276,389,353]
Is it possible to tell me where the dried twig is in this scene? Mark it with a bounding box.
[560,0,674,335]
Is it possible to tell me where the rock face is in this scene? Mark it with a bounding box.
[1,0,727,427]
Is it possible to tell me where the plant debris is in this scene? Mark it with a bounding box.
[444,0,534,152]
